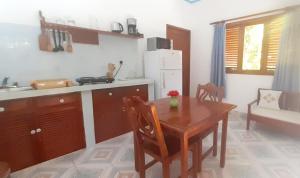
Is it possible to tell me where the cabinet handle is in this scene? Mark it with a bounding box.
[59,98,65,103]
[108,92,113,96]
[0,107,5,112]
[136,88,140,92]
[36,128,42,133]
[30,130,36,135]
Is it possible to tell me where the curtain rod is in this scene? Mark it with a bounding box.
[210,4,300,25]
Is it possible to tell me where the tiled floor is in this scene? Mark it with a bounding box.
[12,112,300,178]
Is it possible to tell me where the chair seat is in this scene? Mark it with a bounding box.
[0,162,10,178]
[143,134,199,159]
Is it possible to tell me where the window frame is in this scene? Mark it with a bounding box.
[225,15,282,75]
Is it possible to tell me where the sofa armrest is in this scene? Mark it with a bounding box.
[248,99,258,114]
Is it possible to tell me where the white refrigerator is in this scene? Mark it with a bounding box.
[144,49,182,99]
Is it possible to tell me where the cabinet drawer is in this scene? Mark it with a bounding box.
[0,99,32,114]
[35,93,81,108]
[124,85,148,100]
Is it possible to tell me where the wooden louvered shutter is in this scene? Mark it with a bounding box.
[225,15,284,75]
[263,16,285,73]
[225,26,240,73]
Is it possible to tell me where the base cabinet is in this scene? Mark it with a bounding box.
[0,93,86,171]
[0,99,38,171]
[93,85,148,143]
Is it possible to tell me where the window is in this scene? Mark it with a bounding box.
[225,15,285,75]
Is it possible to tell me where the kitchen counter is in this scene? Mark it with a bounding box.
[0,78,155,148]
[0,78,154,101]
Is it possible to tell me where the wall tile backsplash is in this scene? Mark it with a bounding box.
[0,23,143,86]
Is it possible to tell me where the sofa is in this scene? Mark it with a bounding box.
[247,89,300,135]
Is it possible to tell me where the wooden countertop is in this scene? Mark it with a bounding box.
[0,79,154,101]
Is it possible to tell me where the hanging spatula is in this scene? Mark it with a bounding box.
[52,29,59,52]
[57,30,64,51]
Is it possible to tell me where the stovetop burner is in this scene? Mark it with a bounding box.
[76,77,115,86]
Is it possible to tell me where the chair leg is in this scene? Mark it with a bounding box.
[198,140,203,172]
[162,160,170,178]
[192,143,199,178]
[138,147,146,178]
[213,124,218,157]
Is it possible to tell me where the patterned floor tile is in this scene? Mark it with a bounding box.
[26,167,68,178]
[107,166,138,178]
[66,167,105,178]
[263,163,299,178]
[234,130,262,142]
[80,147,120,164]
[198,168,217,178]
[253,125,294,143]
[246,144,278,160]
[273,144,300,158]
[225,164,264,178]
[119,147,135,163]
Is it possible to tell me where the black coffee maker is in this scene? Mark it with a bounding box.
[127,18,138,35]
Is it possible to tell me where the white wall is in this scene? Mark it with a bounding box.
[183,0,300,112]
[0,0,188,85]
[1,0,299,112]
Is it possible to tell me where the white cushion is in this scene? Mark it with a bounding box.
[252,107,300,125]
[258,90,282,110]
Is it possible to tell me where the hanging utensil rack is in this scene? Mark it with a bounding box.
[38,11,144,52]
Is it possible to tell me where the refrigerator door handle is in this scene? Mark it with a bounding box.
[162,58,166,69]
[162,72,166,89]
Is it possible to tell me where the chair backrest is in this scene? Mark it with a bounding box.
[123,96,140,130]
[196,83,224,103]
[122,96,169,158]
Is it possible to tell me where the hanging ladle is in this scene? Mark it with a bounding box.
[52,29,59,52]
[57,30,64,51]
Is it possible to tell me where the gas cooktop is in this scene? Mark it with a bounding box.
[76,77,115,86]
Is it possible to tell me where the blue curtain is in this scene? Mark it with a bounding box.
[210,22,226,88]
[272,9,300,92]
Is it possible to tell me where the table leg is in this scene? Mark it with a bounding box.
[180,134,188,178]
[133,133,139,172]
[220,113,228,168]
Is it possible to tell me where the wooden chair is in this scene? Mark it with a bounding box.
[196,83,224,171]
[0,162,10,178]
[123,96,199,178]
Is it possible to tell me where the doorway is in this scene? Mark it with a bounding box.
[166,24,191,96]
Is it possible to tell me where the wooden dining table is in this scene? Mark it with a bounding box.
[133,96,236,178]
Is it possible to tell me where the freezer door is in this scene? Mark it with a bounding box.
[160,70,182,98]
[160,50,182,70]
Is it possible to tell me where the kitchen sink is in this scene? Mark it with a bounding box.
[0,87,32,92]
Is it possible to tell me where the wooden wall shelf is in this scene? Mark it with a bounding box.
[43,22,144,40]
[98,30,144,39]
[39,11,143,47]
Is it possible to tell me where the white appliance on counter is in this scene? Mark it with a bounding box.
[144,49,182,99]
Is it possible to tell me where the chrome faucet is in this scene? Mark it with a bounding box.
[1,77,9,88]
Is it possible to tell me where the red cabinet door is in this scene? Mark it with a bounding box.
[0,99,39,171]
[34,93,86,161]
[93,87,126,143]
[93,85,148,143]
